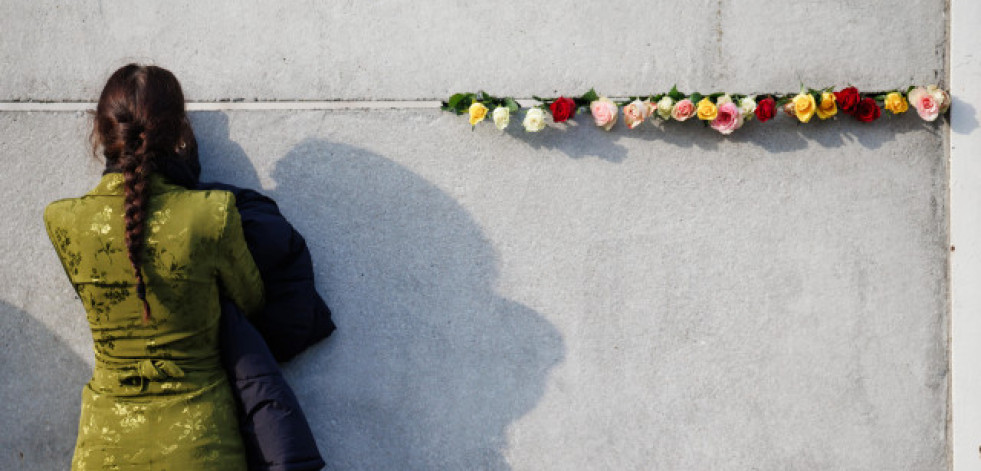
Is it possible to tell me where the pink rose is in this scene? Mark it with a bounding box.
[909,87,939,121]
[623,99,650,129]
[590,97,618,131]
[710,102,743,135]
[670,99,695,121]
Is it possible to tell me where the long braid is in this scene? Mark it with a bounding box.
[120,124,153,323]
[94,64,193,323]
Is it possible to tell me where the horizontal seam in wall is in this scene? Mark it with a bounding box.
[0,100,448,111]
[0,99,564,112]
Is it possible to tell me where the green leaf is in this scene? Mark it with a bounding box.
[447,93,468,109]
[668,85,684,101]
[580,88,599,103]
[690,92,703,104]
[505,97,520,113]
[450,93,475,113]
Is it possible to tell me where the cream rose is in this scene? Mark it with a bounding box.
[738,96,757,121]
[926,85,951,113]
[492,107,510,130]
[656,96,674,120]
[523,107,546,132]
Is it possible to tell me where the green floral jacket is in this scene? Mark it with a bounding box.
[44,172,264,470]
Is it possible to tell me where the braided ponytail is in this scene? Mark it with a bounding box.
[120,124,153,322]
[92,64,195,324]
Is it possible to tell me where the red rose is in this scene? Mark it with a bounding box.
[834,87,861,115]
[549,96,576,122]
[755,96,776,122]
[854,97,881,122]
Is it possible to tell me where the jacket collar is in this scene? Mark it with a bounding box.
[86,173,180,197]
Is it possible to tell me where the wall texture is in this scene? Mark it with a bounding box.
[0,1,949,470]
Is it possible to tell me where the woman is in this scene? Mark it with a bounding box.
[44,64,263,470]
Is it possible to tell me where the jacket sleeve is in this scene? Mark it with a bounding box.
[216,193,265,319]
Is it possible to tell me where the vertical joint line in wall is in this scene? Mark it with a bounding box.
[944,0,952,465]
[712,0,730,88]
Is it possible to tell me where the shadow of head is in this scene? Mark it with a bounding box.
[267,139,565,470]
[0,300,89,469]
[190,111,262,189]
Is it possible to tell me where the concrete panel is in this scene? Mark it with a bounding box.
[1,109,947,469]
[0,0,946,101]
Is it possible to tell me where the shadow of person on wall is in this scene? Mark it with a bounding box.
[190,115,566,470]
[270,139,565,470]
[0,300,90,469]
[191,111,263,190]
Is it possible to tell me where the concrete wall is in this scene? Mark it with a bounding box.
[0,1,949,470]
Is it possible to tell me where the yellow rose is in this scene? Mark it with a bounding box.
[468,102,489,126]
[815,92,837,120]
[883,92,909,114]
[793,93,817,123]
[696,98,718,121]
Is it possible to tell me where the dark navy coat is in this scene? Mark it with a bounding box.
[201,182,336,471]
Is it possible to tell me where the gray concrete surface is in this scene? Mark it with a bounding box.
[1,109,948,470]
[0,0,947,101]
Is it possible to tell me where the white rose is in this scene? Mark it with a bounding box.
[656,96,674,120]
[523,108,546,132]
[492,107,510,130]
[739,96,757,121]
[926,85,951,113]
[716,94,733,106]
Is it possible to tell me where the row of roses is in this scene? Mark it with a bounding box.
[444,85,950,134]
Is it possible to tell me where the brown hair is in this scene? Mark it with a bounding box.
[92,64,197,323]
